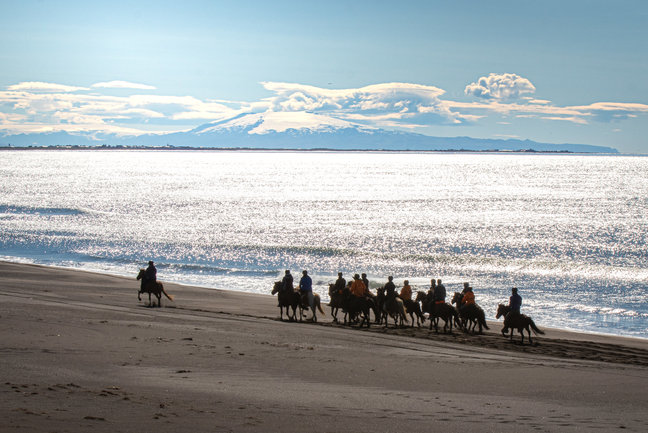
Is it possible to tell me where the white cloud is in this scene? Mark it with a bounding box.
[7,81,89,92]
[261,81,465,127]
[92,80,157,90]
[465,73,536,100]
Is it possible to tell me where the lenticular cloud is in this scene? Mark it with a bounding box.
[260,81,461,125]
[464,73,536,100]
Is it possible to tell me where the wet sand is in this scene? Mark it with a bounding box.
[1,260,648,432]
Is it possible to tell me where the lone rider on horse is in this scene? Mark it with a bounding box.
[141,260,157,291]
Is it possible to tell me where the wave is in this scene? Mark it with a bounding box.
[0,204,87,216]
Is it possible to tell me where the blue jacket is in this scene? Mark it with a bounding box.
[509,293,522,313]
[299,275,313,292]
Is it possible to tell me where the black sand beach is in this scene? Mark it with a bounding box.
[2,261,648,432]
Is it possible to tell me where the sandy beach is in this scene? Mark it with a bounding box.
[2,261,648,432]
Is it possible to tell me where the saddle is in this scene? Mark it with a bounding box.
[300,294,310,310]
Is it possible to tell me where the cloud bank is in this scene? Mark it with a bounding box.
[1,75,647,136]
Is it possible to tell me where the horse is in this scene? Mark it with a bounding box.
[451,292,489,334]
[271,281,300,321]
[328,283,345,323]
[403,297,425,327]
[418,295,457,334]
[136,269,174,307]
[340,287,371,328]
[376,287,408,328]
[496,304,545,345]
[297,291,325,323]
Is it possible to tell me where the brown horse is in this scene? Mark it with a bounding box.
[136,269,174,307]
[297,291,325,323]
[496,304,544,345]
[376,287,408,328]
[451,292,489,333]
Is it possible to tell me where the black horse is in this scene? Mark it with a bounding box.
[496,304,544,345]
[136,269,174,307]
[403,298,425,327]
[341,287,371,328]
[328,283,345,323]
[451,292,489,334]
[427,302,458,334]
[272,281,300,321]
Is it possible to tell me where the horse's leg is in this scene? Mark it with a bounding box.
[157,293,162,307]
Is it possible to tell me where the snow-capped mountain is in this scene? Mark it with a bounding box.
[0,111,619,153]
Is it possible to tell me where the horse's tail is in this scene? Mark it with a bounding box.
[316,297,325,316]
[160,284,174,301]
[530,319,544,335]
[479,311,489,330]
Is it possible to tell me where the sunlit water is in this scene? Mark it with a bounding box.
[1,150,647,338]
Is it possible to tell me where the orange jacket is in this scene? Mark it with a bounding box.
[399,285,412,301]
[462,291,475,305]
[350,279,366,297]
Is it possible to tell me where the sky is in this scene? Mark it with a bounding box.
[1,0,647,153]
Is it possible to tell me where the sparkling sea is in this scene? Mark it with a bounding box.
[1,149,647,338]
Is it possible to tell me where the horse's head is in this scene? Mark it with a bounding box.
[415,291,426,302]
[271,281,281,295]
[136,269,145,280]
[451,292,462,304]
[495,303,507,319]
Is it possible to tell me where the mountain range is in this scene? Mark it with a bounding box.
[0,111,618,153]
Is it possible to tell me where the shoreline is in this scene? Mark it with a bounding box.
[2,258,646,343]
[2,260,648,432]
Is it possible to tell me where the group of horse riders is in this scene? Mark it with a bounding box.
[278,269,524,331]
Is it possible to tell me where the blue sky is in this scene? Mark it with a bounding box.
[1,0,647,153]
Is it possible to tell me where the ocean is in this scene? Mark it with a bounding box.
[1,149,647,338]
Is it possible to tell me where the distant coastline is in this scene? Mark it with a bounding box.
[0,144,581,154]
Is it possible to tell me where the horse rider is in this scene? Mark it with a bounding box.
[279,269,293,306]
[384,276,397,310]
[141,260,157,291]
[361,273,370,293]
[329,272,346,305]
[507,287,522,319]
[361,273,375,299]
[434,278,446,304]
[299,270,315,314]
[436,279,446,297]
[460,285,475,314]
[461,281,470,296]
[428,279,437,298]
[399,279,416,314]
[350,274,366,298]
